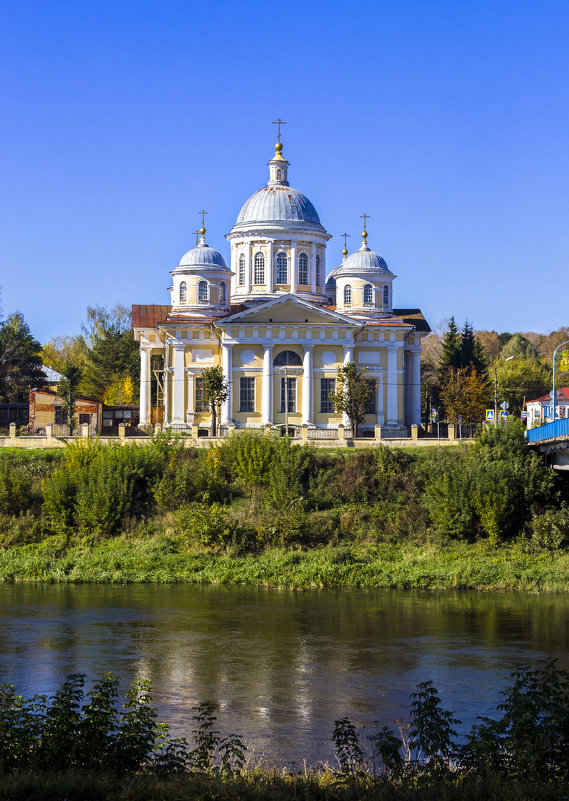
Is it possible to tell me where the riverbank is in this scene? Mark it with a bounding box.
[1,537,568,591]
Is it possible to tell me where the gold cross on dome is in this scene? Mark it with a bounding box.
[272,118,286,142]
[193,230,200,246]
[360,213,370,232]
[198,209,208,228]
[341,233,351,250]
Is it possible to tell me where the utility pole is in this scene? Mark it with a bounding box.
[494,367,498,426]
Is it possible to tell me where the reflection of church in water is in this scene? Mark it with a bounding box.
[133,128,430,435]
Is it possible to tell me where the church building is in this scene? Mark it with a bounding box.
[133,133,430,437]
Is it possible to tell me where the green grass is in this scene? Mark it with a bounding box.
[0,769,566,801]
[1,537,568,591]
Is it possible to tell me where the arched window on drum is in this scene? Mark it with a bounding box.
[315,255,321,286]
[239,254,245,286]
[276,252,288,284]
[254,253,265,285]
[219,281,227,304]
[383,284,390,308]
[363,284,374,305]
[179,281,187,303]
[344,284,352,305]
[198,280,208,303]
[298,253,309,285]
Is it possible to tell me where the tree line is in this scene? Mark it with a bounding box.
[421,318,566,424]
[0,304,139,411]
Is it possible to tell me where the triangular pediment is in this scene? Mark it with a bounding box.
[221,295,359,326]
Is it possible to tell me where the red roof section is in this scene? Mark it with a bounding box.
[529,387,569,404]
[132,305,171,328]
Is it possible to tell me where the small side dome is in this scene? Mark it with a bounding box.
[335,244,393,277]
[177,242,229,271]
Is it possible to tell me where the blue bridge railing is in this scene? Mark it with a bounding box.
[527,418,569,443]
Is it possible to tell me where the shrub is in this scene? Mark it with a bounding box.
[0,459,33,516]
[43,440,170,537]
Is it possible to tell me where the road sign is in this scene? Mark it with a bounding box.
[500,410,508,420]
[486,410,495,421]
[500,401,509,411]
[521,411,528,419]
[458,415,463,424]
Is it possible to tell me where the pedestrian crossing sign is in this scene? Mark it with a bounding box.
[486,410,494,421]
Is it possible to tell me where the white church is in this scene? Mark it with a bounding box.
[133,131,430,438]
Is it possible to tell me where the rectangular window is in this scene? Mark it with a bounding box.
[79,413,90,425]
[195,377,204,412]
[364,379,377,415]
[321,378,335,413]
[280,377,296,412]
[239,377,255,412]
[54,406,65,424]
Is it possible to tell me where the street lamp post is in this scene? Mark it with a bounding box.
[552,339,569,424]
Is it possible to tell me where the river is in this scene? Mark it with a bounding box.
[1,584,568,766]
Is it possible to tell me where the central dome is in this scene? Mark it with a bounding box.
[236,184,323,228]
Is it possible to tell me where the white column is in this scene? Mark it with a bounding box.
[267,241,274,293]
[139,347,151,425]
[172,344,186,424]
[377,374,384,425]
[302,346,313,424]
[387,344,399,424]
[262,344,273,424]
[342,345,354,428]
[411,347,421,425]
[186,372,195,422]
[290,242,297,293]
[245,240,252,294]
[310,243,317,294]
[221,342,233,424]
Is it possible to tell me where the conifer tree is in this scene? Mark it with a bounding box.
[438,317,462,375]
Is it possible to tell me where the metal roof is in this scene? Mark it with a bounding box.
[234,185,323,228]
[334,244,394,277]
[176,242,229,270]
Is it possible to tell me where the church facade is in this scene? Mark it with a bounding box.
[133,137,430,436]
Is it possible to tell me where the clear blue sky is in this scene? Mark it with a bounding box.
[1,0,568,343]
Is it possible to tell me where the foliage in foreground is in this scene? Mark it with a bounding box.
[1,660,569,800]
[0,420,566,555]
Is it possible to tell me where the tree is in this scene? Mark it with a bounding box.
[438,317,462,374]
[475,330,502,363]
[80,305,139,401]
[0,312,44,401]
[58,362,82,431]
[42,335,88,375]
[200,366,229,437]
[496,357,551,415]
[500,333,540,362]
[439,367,490,424]
[331,362,374,437]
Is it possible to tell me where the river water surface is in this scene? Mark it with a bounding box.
[1,584,568,766]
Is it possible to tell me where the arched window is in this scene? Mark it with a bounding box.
[383,284,389,307]
[315,255,321,286]
[276,168,282,181]
[363,284,373,305]
[273,350,303,367]
[344,284,352,305]
[298,253,309,285]
[254,253,265,284]
[275,252,288,284]
[179,281,187,303]
[219,281,227,304]
[198,280,208,303]
[239,254,245,286]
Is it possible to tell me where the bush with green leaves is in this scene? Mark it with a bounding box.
[42,438,170,537]
[0,673,245,777]
[0,459,33,516]
[421,419,556,544]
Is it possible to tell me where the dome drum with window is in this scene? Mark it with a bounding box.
[170,235,233,314]
[334,238,396,315]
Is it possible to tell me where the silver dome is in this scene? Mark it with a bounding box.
[335,245,393,276]
[176,242,229,271]
[235,185,324,228]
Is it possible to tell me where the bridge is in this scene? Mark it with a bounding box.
[527,419,569,470]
